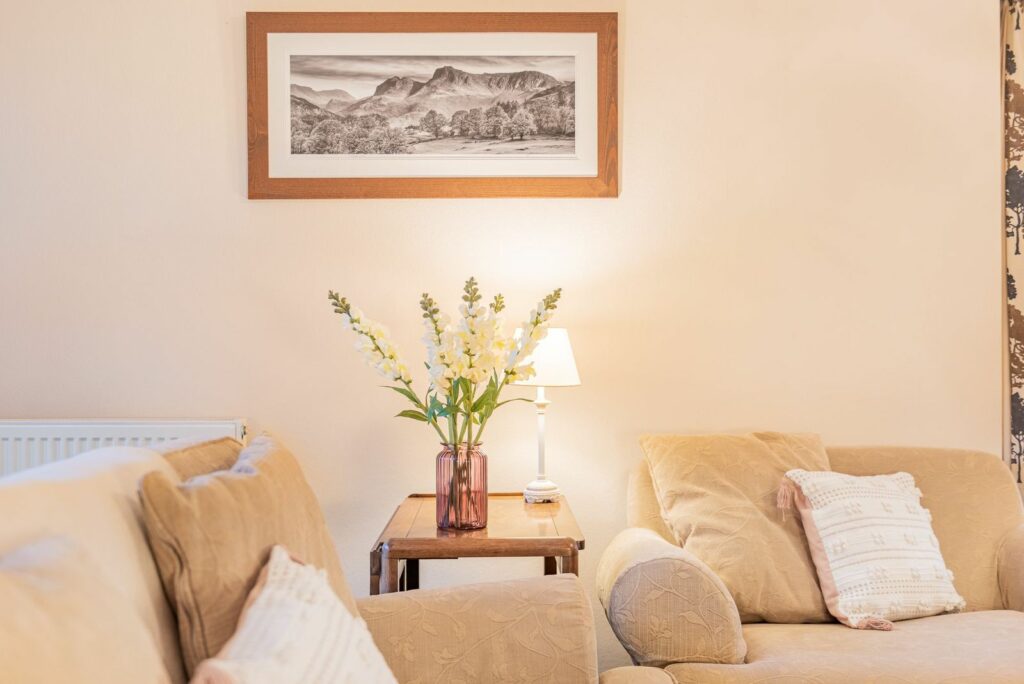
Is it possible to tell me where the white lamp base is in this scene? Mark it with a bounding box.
[524,478,561,503]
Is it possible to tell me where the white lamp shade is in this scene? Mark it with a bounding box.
[513,327,581,387]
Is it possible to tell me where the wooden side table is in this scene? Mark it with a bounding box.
[370,492,585,594]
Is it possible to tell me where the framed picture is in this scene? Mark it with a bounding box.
[246,12,618,199]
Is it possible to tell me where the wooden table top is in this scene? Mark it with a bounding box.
[373,492,585,558]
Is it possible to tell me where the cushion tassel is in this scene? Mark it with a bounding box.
[776,477,797,520]
[857,617,894,631]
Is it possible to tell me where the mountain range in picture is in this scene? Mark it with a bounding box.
[289,56,576,156]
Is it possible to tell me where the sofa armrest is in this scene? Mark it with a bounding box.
[357,574,598,684]
[596,528,746,668]
[998,522,1024,611]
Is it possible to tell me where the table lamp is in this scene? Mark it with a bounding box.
[513,328,581,503]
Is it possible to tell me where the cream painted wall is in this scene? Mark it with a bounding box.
[0,0,1002,670]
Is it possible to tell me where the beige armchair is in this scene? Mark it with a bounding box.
[597,446,1024,683]
[360,574,599,684]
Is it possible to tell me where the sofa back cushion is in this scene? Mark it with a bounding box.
[626,460,675,543]
[140,435,356,676]
[642,432,831,623]
[827,446,1024,611]
[0,447,185,683]
[0,536,171,683]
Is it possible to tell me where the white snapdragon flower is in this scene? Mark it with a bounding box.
[505,291,561,374]
[330,283,561,448]
[422,296,458,395]
[332,300,412,385]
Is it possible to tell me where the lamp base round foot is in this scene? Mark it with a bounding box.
[524,479,561,503]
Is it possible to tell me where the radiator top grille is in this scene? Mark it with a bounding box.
[0,419,246,477]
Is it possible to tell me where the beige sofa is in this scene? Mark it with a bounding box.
[0,445,599,683]
[596,447,1024,683]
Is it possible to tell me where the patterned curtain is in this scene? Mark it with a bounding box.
[1006,0,1024,484]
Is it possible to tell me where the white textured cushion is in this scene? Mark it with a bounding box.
[782,469,965,629]
[190,546,396,684]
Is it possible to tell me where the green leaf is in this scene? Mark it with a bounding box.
[471,385,496,413]
[456,379,472,411]
[395,409,428,422]
[385,385,420,405]
[426,396,448,421]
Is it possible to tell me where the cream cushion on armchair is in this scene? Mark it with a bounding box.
[782,468,965,629]
[828,446,1023,611]
[641,432,831,623]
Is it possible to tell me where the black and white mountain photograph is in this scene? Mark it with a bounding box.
[289,55,576,155]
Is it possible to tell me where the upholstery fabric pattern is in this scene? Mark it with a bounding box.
[0,536,171,683]
[140,435,357,676]
[827,446,1023,611]
[641,432,831,623]
[665,610,1024,683]
[596,527,745,667]
[784,469,965,629]
[191,546,396,684]
[357,574,598,684]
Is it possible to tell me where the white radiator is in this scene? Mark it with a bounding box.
[0,419,247,477]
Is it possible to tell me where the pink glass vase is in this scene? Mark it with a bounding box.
[436,444,488,530]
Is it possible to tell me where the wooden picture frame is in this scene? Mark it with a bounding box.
[246,12,618,199]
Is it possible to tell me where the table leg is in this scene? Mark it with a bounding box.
[544,556,558,575]
[370,549,382,596]
[561,550,579,576]
[384,552,400,594]
[405,558,420,590]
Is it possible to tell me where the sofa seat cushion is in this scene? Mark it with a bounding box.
[665,610,1024,683]
[599,666,676,684]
